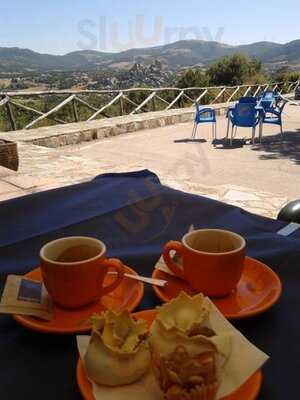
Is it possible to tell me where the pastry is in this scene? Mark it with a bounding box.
[84,310,151,386]
[149,292,231,400]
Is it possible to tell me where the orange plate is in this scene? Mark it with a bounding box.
[76,309,263,400]
[13,265,144,334]
[152,256,282,319]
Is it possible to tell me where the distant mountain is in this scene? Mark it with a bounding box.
[0,39,299,72]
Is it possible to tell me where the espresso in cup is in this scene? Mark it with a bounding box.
[40,237,125,309]
[163,229,246,297]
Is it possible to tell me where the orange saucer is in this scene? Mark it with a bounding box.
[13,265,144,334]
[76,309,263,400]
[152,257,282,319]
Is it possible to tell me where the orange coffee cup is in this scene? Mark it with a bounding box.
[40,236,125,308]
[163,229,246,297]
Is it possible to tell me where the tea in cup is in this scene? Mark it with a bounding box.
[163,229,246,297]
[40,236,125,308]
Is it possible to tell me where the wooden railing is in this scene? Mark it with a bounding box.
[0,80,299,132]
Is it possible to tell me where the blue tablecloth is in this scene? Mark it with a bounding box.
[1,170,300,399]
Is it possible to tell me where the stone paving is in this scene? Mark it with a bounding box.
[0,103,300,219]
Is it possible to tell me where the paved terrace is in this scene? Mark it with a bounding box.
[0,103,299,218]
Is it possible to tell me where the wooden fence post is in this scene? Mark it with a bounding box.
[119,96,124,116]
[6,102,17,131]
[179,91,184,108]
[151,96,156,112]
[72,98,79,122]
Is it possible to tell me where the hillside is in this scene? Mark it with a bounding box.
[0,39,299,72]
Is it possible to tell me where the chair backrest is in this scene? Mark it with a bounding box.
[262,91,275,100]
[231,103,258,127]
[260,99,274,111]
[239,96,257,104]
[194,104,216,122]
[259,91,277,110]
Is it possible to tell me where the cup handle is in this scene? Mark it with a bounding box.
[101,258,125,295]
[163,241,185,279]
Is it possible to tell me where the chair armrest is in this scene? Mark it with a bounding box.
[265,108,280,117]
[255,107,264,115]
[227,106,235,118]
[254,108,264,124]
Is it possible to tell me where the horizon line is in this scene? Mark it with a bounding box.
[1,38,299,57]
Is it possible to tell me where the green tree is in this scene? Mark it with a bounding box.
[177,69,210,88]
[207,54,263,86]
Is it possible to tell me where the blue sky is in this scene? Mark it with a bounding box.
[0,0,299,54]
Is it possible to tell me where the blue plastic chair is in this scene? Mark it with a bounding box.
[239,96,257,104]
[226,103,261,145]
[259,100,288,142]
[191,104,217,141]
[259,91,281,112]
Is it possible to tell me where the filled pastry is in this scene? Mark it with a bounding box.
[84,310,151,386]
[149,292,232,400]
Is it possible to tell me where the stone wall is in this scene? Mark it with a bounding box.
[0,104,229,148]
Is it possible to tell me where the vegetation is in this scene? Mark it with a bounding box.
[208,54,265,85]
[177,54,267,88]
[0,53,299,132]
[177,70,210,88]
[273,66,300,84]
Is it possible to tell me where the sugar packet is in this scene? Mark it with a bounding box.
[0,275,53,320]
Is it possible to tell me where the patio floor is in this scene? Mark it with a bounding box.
[0,103,299,218]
